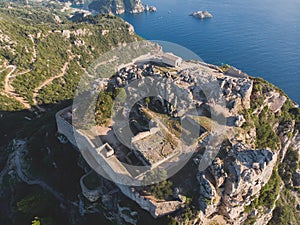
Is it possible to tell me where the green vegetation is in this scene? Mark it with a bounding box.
[0,2,139,107]
[269,148,300,225]
[17,189,55,218]
[242,106,280,150]
[255,107,280,149]
[269,188,300,225]
[0,68,8,91]
[277,98,300,134]
[143,169,174,201]
[147,180,173,201]
[250,80,264,109]
[279,148,300,187]
[241,78,300,150]
[31,217,57,225]
[142,107,182,138]
[88,0,136,13]
[244,215,257,225]
[0,94,25,111]
[95,90,114,125]
[92,87,127,125]
[245,169,281,212]
[219,64,231,72]
[36,60,83,104]
[168,207,197,225]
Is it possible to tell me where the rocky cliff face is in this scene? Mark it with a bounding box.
[67,0,144,14]
[196,144,278,224]
[90,59,300,224]
[187,71,300,225]
[157,63,300,224]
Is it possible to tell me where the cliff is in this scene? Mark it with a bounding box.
[170,68,300,224]
[64,0,145,14]
[57,51,300,224]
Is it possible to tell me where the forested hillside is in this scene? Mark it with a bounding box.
[0,1,139,111]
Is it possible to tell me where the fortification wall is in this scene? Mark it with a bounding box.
[80,172,101,202]
[118,185,182,218]
[56,108,183,218]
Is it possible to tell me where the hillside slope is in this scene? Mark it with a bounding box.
[0,1,139,111]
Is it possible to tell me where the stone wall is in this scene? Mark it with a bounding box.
[80,172,101,202]
[56,108,183,218]
[118,185,182,218]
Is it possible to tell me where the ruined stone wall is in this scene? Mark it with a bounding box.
[118,185,182,218]
[80,172,101,202]
[56,108,183,218]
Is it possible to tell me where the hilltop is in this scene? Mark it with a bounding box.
[57,47,300,224]
[0,2,299,225]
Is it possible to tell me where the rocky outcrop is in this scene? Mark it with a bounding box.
[196,142,278,224]
[219,76,253,113]
[223,145,277,222]
[130,0,144,13]
[80,172,101,202]
[190,10,213,19]
[278,120,295,162]
[83,0,154,14]
[291,130,300,152]
[145,5,157,12]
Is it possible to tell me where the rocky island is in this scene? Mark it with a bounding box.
[190,10,213,19]
[145,4,157,12]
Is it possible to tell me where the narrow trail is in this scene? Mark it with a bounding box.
[32,47,75,111]
[0,139,80,225]
[2,43,74,111]
[2,65,32,109]
[1,33,38,109]
[32,59,70,111]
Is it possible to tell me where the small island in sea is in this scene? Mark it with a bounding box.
[190,10,213,19]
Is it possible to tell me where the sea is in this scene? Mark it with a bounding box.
[120,0,300,104]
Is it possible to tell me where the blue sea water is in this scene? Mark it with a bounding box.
[121,0,300,104]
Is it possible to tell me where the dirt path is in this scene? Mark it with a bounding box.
[1,33,38,109]
[32,47,75,111]
[32,60,70,111]
[3,65,32,109]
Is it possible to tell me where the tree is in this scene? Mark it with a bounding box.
[143,169,173,200]
[17,190,52,216]
[31,217,41,225]
[95,91,114,125]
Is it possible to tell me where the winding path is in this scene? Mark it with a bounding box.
[10,139,79,224]
[32,57,72,111]
[2,65,32,109]
[1,36,73,112]
[32,47,74,110]
[1,32,39,109]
